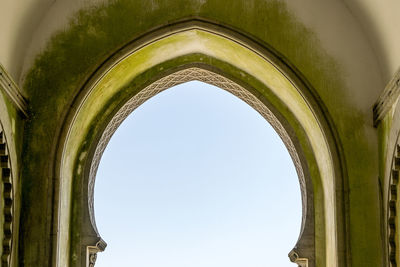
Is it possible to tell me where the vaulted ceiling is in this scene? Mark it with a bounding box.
[1,0,399,102]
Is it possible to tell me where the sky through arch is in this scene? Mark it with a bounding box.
[94,81,302,266]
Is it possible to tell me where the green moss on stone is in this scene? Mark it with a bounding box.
[21,0,380,266]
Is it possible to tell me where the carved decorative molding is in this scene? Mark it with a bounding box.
[86,239,106,267]
[388,141,400,266]
[374,68,400,127]
[0,64,28,118]
[289,249,309,267]
[88,67,308,262]
[0,125,13,266]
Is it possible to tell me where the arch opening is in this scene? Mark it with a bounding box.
[93,80,303,266]
[55,23,343,267]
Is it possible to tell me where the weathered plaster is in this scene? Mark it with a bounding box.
[342,0,400,83]
[20,1,380,266]
[0,0,55,81]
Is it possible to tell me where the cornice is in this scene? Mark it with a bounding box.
[373,68,400,127]
[0,65,28,118]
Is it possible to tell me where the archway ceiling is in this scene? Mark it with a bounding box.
[1,0,399,91]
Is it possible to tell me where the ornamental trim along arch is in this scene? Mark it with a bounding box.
[88,67,308,265]
[387,134,400,266]
[0,123,14,267]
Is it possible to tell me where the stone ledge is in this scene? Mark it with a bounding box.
[373,68,400,127]
[0,64,28,118]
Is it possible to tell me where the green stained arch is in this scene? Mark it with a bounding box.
[55,24,341,267]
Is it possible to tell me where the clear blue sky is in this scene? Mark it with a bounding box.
[94,81,301,266]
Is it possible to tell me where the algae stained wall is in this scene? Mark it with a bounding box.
[20,0,381,266]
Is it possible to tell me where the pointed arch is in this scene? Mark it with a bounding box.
[54,20,347,267]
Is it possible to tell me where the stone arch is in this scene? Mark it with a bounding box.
[54,21,346,267]
[88,67,310,265]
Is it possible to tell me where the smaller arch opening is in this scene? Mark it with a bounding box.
[94,80,302,266]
